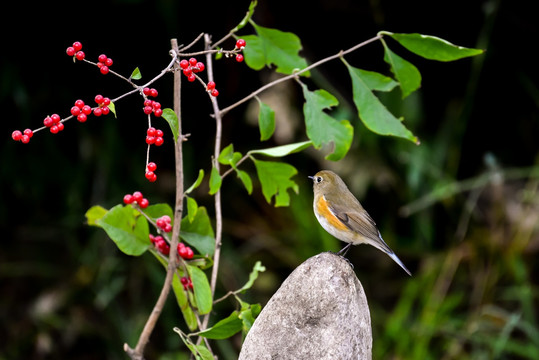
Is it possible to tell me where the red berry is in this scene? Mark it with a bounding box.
[206,81,216,91]
[194,62,204,72]
[70,107,80,116]
[139,198,149,209]
[188,57,197,66]
[12,130,22,141]
[102,97,111,106]
[182,68,192,77]
[101,107,110,115]
[152,101,161,110]
[93,108,102,117]
[147,162,157,172]
[105,57,113,67]
[43,116,53,127]
[155,129,163,137]
[146,136,156,145]
[154,108,163,117]
[236,39,246,49]
[24,129,33,138]
[123,194,134,204]
[100,65,109,75]
[155,238,170,255]
[57,123,64,131]
[77,113,87,122]
[51,114,61,123]
[147,127,156,136]
[150,88,158,97]
[179,59,189,69]
[211,89,219,97]
[154,137,164,146]
[187,74,196,82]
[98,54,107,63]
[235,54,244,62]
[21,134,30,143]
[73,41,83,51]
[66,47,76,56]
[81,105,92,115]
[95,94,104,104]
[144,99,152,107]
[143,87,151,96]
[143,106,153,115]
[50,125,59,134]
[75,99,85,109]
[132,191,143,203]
[75,51,85,61]
[145,171,155,181]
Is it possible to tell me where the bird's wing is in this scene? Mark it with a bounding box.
[327,200,379,240]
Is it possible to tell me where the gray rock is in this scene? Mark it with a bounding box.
[239,252,372,360]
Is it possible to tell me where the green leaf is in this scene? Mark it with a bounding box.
[232,0,257,32]
[198,311,243,340]
[353,68,399,92]
[243,22,309,75]
[171,273,198,331]
[257,99,275,141]
[385,32,484,61]
[249,140,312,157]
[301,84,354,161]
[180,206,215,256]
[161,108,179,143]
[240,303,261,334]
[252,159,298,207]
[209,166,222,195]
[107,101,117,118]
[187,344,214,360]
[236,169,253,194]
[238,261,266,293]
[218,144,242,166]
[85,205,108,226]
[96,205,150,256]
[130,67,142,80]
[186,197,198,223]
[185,169,205,194]
[345,60,419,144]
[143,203,174,221]
[382,43,422,99]
[187,265,212,315]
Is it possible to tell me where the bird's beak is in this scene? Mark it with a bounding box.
[308,176,314,181]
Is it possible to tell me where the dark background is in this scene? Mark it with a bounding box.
[2,0,538,359]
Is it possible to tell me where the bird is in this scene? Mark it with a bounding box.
[309,170,411,276]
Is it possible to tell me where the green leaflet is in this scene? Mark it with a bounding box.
[344,60,419,144]
[242,21,309,75]
[257,99,275,141]
[382,43,422,99]
[252,158,299,207]
[161,108,179,143]
[385,32,484,61]
[180,206,215,256]
[301,84,354,161]
[187,265,212,315]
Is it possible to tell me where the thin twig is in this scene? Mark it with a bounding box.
[124,39,184,360]
[218,34,383,116]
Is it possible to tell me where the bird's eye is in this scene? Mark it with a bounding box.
[316,176,323,183]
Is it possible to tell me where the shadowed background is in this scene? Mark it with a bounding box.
[1,0,538,358]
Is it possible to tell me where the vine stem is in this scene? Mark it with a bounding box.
[202,33,224,332]
[124,38,184,360]
[218,34,383,116]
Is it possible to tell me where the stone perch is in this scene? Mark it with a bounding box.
[239,252,372,360]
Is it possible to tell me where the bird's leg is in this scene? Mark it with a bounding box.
[337,243,352,256]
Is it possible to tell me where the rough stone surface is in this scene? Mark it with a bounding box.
[239,252,372,360]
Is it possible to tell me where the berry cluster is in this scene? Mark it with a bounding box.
[12,129,33,143]
[180,276,194,291]
[234,38,246,62]
[145,162,157,182]
[97,54,113,75]
[177,242,194,260]
[142,87,162,117]
[156,215,172,233]
[66,41,85,61]
[179,58,205,83]
[150,234,170,256]
[123,191,150,209]
[146,127,164,146]
[43,114,64,134]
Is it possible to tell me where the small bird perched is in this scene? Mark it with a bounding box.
[309,170,411,276]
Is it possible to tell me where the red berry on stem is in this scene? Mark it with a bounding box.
[236,54,244,62]
[143,106,153,115]
[180,59,189,69]
[154,108,163,117]
[24,129,33,138]
[123,194,134,204]
[75,51,85,61]
[211,89,219,97]
[236,38,246,49]
[21,135,30,144]
[93,108,103,117]
[98,54,107,63]
[73,41,83,51]
[75,99,85,109]
[155,129,163,137]
[187,73,196,82]
[146,136,155,145]
[147,127,156,136]
[206,81,216,91]
[66,47,75,56]
[95,94,104,104]
[139,198,149,209]
[188,57,197,66]
[82,105,92,115]
[105,57,113,67]
[77,113,87,123]
[150,88,158,97]
[12,130,22,141]
[57,123,64,131]
[100,65,109,75]
[71,107,81,116]
[132,191,143,203]
[147,162,157,172]
[145,171,155,181]
[50,125,59,134]
[51,114,61,123]
[154,137,164,146]
[44,116,53,127]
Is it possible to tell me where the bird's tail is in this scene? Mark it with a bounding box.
[369,233,412,276]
